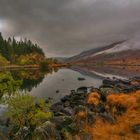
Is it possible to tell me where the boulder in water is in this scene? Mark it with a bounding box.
[77,87,88,94]
[78,77,86,81]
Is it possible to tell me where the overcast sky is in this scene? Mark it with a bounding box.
[0,0,140,57]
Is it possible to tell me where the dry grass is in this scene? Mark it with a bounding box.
[106,93,137,108]
[75,90,140,140]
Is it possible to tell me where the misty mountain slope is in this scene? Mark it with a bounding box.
[66,41,125,62]
[92,39,140,57]
[66,39,140,65]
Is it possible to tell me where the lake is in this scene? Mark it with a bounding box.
[30,68,103,102]
[0,65,140,139]
[1,65,139,103]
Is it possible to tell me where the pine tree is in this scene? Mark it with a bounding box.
[0,33,45,63]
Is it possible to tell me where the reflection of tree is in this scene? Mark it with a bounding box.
[22,78,44,92]
[11,69,45,92]
[0,68,59,94]
[0,72,22,98]
[10,68,58,92]
[53,67,59,73]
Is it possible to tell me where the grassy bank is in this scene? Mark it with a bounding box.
[0,63,69,70]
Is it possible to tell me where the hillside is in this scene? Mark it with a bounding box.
[66,39,140,66]
[66,41,125,62]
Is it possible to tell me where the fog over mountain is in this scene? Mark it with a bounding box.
[0,0,140,57]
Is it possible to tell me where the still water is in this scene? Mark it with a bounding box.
[31,66,140,102]
[30,68,102,102]
[1,66,140,103]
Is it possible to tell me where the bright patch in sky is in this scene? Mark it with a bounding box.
[0,20,5,31]
[0,22,3,29]
[15,36,21,42]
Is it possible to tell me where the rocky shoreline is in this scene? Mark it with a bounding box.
[0,76,140,140]
[50,76,140,139]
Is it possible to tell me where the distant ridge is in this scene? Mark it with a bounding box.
[64,39,140,65]
[66,41,125,62]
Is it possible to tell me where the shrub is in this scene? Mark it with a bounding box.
[87,92,100,106]
[7,95,52,128]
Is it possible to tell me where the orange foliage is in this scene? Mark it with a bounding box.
[77,111,87,119]
[107,93,137,108]
[76,90,140,140]
[87,92,100,106]
[17,53,45,65]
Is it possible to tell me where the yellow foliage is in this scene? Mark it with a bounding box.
[17,53,45,65]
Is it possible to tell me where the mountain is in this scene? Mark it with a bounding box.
[91,39,140,57]
[54,57,68,63]
[66,41,125,62]
[66,39,140,66]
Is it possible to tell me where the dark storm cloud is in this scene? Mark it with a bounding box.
[0,0,140,57]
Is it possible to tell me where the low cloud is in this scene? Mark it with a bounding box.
[0,0,140,57]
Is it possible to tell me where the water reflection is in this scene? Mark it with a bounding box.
[0,66,140,102]
[11,69,45,92]
[71,65,140,79]
[0,67,59,94]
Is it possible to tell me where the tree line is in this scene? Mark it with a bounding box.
[0,32,45,63]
